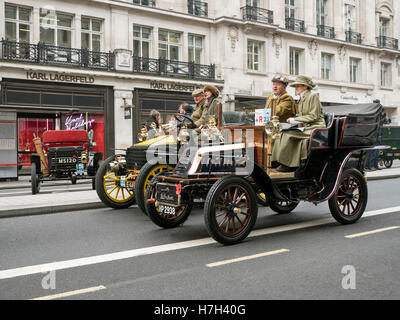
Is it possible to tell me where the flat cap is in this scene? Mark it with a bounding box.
[192,88,204,97]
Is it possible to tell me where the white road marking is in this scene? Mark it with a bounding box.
[31,285,106,300]
[206,249,290,268]
[345,226,400,239]
[0,205,399,281]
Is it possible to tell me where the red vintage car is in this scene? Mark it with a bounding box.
[30,130,103,194]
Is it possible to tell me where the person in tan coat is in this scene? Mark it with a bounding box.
[272,75,326,172]
[265,75,297,123]
[190,88,207,127]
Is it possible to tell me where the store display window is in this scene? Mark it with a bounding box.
[17,117,54,168]
[62,112,104,157]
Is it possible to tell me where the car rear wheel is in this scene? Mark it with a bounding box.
[145,175,193,228]
[95,155,136,209]
[269,200,298,214]
[204,176,258,245]
[384,159,393,168]
[135,161,175,215]
[328,168,367,224]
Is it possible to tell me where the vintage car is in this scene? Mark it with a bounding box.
[94,115,187,211]
[30,130,103,194]
[379,126,400,168]
[143,102,385,245]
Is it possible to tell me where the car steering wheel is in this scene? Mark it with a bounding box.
[174,114,196,127]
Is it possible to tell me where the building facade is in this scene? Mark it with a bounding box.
[0,0,399,176]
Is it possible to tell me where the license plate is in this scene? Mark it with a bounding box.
[158,205,176,216]
[57,157,77,164]
[120,176,126,188]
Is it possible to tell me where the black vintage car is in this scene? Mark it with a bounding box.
[379,126,400,168]
[144,102,386,245]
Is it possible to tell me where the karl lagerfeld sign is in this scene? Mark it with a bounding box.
[150,80,202,92]
[26,71,95,84]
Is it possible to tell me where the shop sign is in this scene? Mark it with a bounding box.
[150,81,202,92]
[65,114,95,130]
[26,71,95,84]
[341,94,359,101]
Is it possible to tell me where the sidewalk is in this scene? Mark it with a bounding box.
[0,167,399,219]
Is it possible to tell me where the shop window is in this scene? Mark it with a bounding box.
[62,112,104,156]
[17,117,54,167]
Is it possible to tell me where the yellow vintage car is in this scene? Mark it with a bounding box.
[95,114,192,212]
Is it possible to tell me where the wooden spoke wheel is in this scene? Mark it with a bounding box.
[204,176,258,245]
[135,162,175,215]
[145,175,193,228]
[328,168,368,224]
[95,155,136,209]
[384,159,393,168]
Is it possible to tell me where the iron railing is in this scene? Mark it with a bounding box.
[132,0,156,7]
[345,30,362,44]
[133,56,215,81]
[187,0,208,17]
[377,36,399,50]
[285,18,305,32]
[317,25,335,39]
[1,40,115,71]
[241,6,274,25]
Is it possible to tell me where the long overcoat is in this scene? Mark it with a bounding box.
[271,90,326,168]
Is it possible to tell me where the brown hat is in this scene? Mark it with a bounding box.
[203,85,220,97]
[290,75,316,89]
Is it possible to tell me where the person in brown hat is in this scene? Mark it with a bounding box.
[202,85,222,126]
[271,75,326,172]
[265,75,296,123]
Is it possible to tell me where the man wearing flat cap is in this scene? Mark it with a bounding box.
[191,88,207,128]
[272,75,326,172]
[265,75,296,123]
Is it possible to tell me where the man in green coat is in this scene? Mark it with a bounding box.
[265,75,296,123]
[191,88,207,127]
[272,75,326,172]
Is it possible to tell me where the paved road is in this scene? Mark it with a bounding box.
[0,178,399,301]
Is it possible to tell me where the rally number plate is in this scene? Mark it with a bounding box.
[158,205,176,216]
[57,157,77,164]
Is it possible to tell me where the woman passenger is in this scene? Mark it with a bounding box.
[272,75,326,172]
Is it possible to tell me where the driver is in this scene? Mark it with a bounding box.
[191,88,207,127]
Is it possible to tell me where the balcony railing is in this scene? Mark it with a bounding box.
[187,0,208,17]
[345,30,362,44]
[1,40,115,70]
[317,25,335,39]
[132,0,156,7]
[133,56,215,81]
[241,6,273,25]
[377,36,399,50]
[285,18,305,32]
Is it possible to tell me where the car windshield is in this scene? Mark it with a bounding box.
[221,99,267,127]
